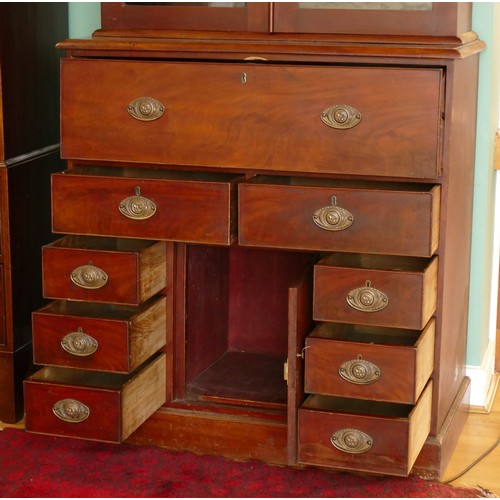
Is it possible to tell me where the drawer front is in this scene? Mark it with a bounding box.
[24,353,166,443]
[239,180,440,257]
[313,256,438,330]
[51,169,239,245]
[61,59,443,179]
[32,298,167,373]
[304,320,435,404]
[42,237,167,305]
[298,383,432,476]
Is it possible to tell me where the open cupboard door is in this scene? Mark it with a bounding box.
[287,270,313,465]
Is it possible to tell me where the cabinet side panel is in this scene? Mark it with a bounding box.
[432,56,479,434]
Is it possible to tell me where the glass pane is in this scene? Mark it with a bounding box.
[298,2,432,10]
[125,2,246,7]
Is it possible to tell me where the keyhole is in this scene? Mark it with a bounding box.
[241,72,247,84]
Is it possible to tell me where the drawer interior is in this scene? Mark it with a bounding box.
[67,165,241,183]
[246,175,438,194]
[303,393,414,419]
[319,253,434,272]
[308,323,421,346]
[36,297,160,320]
[47,234,159,253]
[28,354,163,389]
[182,244,318,412]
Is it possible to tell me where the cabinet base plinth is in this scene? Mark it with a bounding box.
[127,406,289,466]
[412,376,470,481]
[127,376,470,480]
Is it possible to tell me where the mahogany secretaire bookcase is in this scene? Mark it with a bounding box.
[0,3,67,423]
[24,2,485,480]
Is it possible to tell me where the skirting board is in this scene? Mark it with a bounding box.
[467,339,498,413]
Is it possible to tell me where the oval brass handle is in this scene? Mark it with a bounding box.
[119,186,157,220]
[346,280,388,313]
[61,328,98,357]
[313,196,353,231]
[339,354,380,385]
[331,428,373,454]
[127,96,165,121]
[53,399,90,423]
[70,261,108,290]
[321,104,361,129]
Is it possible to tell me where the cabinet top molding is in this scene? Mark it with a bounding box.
[57,30,485,62]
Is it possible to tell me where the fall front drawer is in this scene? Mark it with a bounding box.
[298,382,432,477]
[313,254,438,330]
[61,59,443,179]
[32,297,166,373]
[24,353,166,443]
[239,177,440,257]
[42,235,166,305]
[304,320,435,404]
[51,166,241,245]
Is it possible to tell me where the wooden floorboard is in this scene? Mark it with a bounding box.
[443,382,500,496]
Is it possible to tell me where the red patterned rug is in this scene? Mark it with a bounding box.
[0,428,483,497]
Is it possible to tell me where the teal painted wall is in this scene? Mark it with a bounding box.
[468,2,499,365]
[68,2,100,37]
[67,3,500,368]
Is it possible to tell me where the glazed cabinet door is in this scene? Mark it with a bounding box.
[101,2,270,32]
[273,3,471,37]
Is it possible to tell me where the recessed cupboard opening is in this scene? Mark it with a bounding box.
[180,244,317,414]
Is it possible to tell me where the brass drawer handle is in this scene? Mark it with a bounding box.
[61,328,98,357]
[331,428,373,454]
[313,196,353,231]
[53,399,90,423]
[339,354,380,385]
[346,280,388,313]
[127,96,165,121]
[321,104,361,130]
[119,186,157,220]
[70,261,108,290]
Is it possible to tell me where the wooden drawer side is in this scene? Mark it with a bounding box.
[421,257,439,329]
[121,353,166,440]
[407,381,433,470]
[138,241,168,303]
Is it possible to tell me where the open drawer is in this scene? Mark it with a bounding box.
[298,381,432,477]
[42,236,167,306]
[51,166,241,245]
[239,176,440,257]
[304,320,435,404]
[313,254,438,330]
[32,297,167,374]
[24,353,166,443]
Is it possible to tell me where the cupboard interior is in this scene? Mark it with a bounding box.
[180,244,317,412]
